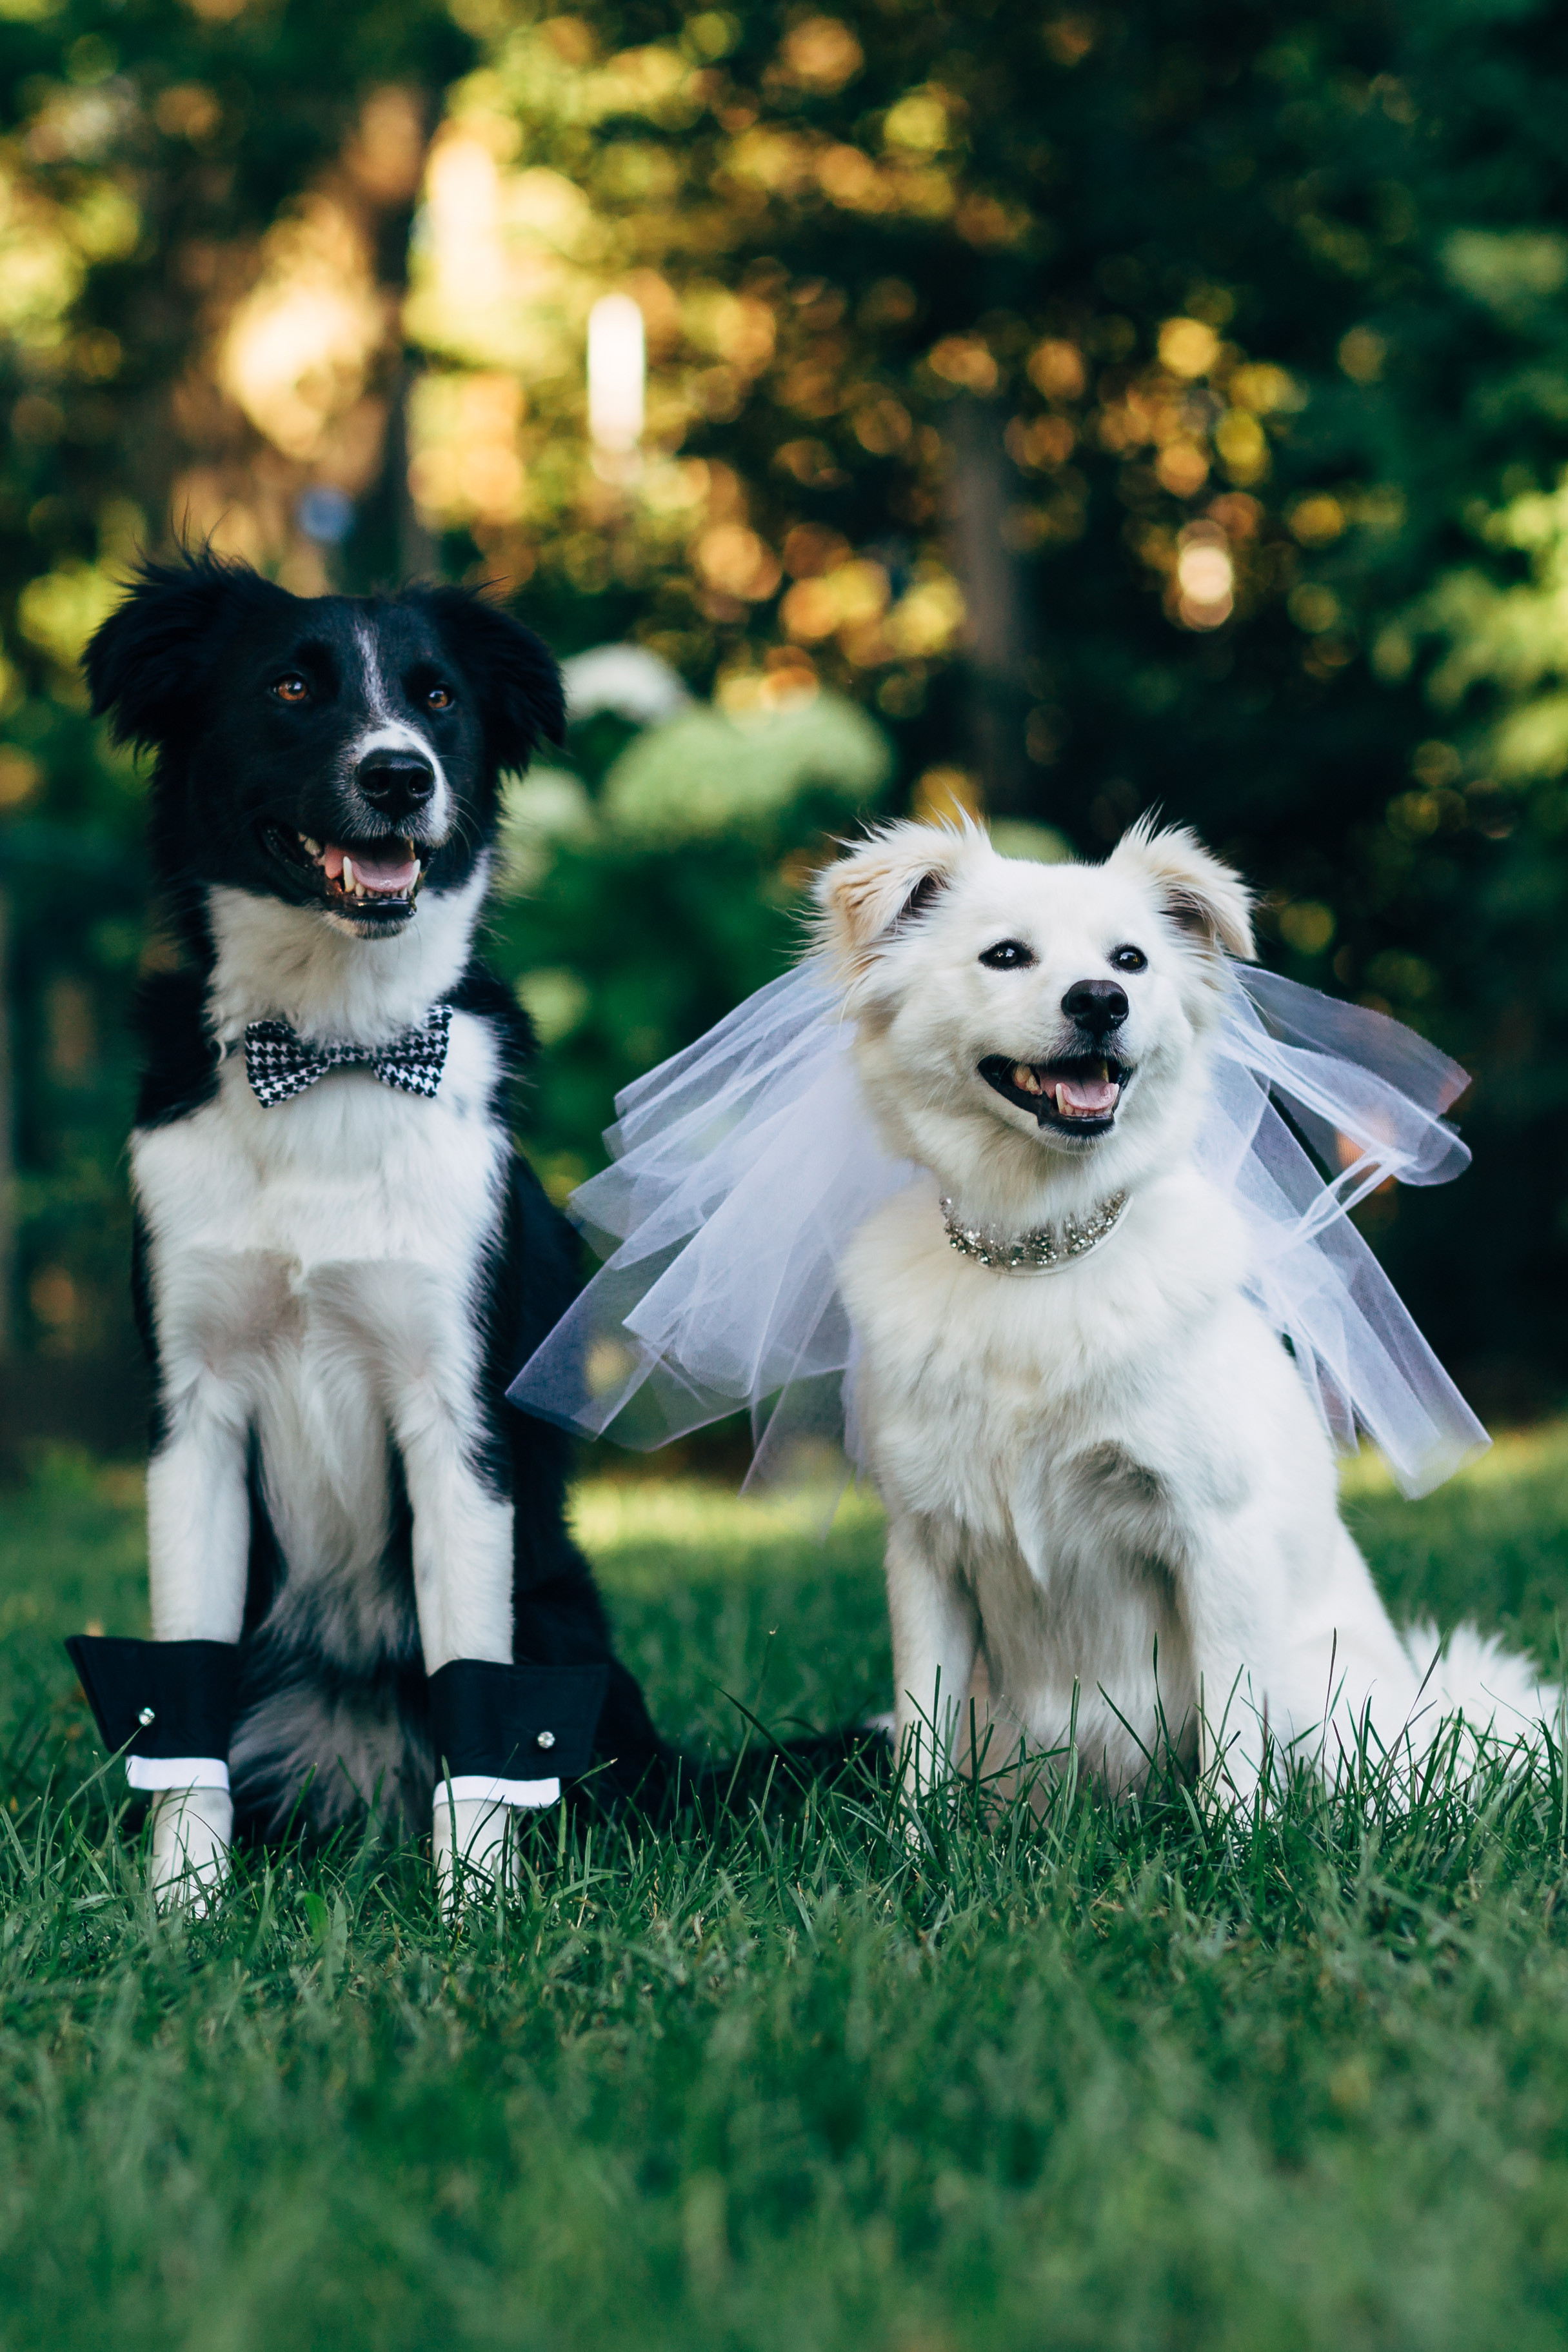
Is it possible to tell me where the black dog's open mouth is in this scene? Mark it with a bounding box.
[263,824,424,921]
[979,1052,1129,1136]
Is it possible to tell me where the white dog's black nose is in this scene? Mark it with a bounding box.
[357,749,435,819]
[1062,979,1129,1034]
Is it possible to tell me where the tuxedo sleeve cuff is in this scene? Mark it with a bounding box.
[435,1774,561,1809]
[427,1659,608,1784]
[126,1756,231,1793]
[66,1635,240,1765]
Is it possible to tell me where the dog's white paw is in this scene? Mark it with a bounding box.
[433,1794,513,1912]
[148,1786,233,1915]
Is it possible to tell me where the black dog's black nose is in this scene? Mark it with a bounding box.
[1062,979,1129,1034]
[356,749,435,818]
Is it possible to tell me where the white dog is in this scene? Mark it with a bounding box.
[812,817,1551,1800]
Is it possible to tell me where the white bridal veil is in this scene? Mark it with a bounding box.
[510,959,1488,1499]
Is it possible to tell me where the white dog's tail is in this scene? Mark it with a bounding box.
[1400,1619,1560,1751]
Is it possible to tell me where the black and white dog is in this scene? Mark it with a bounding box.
[70,552,665,1900]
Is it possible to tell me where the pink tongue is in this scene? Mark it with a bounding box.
[1056,1073,1118,1113]
[323,842,419,894]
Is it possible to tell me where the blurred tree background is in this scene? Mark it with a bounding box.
[3,0,1568,1452]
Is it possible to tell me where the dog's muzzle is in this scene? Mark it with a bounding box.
[979,1051,1129,1135]
[262,822,432,926]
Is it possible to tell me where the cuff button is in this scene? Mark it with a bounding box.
[536,1730,556,1750]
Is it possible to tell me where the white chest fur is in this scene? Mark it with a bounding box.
[135,1006,507,1286]
[840,1173,1345,1785]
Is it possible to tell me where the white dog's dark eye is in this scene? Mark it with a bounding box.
[1111,945,1147,973]
[979,939,1036,970]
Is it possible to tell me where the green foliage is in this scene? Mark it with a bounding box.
[0,0,473,1351]
[6,0,1568,1395]
[489,682,893,1191]
[5,1441,1568,2344]
[600,691,889,845]
[423,0,1568,1397]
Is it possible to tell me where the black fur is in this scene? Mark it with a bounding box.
[86,550,563,951]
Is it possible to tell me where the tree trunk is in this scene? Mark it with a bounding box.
[945,395,1037,817]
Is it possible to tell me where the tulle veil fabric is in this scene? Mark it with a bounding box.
[509,959,1489,1499]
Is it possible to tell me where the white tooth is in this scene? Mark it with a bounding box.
[342,854,356,892]
[300,835,321,857]
[1056,1083,1071,1115]
[1014,1063,1041,1095]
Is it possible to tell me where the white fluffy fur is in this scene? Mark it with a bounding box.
[205,859,487,1041]
[816,819,1554,1801]
[132,859,514,1888]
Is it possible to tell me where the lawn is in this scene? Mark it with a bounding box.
[3,1436,1568,2349]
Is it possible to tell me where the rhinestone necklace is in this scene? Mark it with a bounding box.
[939,1188,1129,1276]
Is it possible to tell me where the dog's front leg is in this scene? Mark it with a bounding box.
[1180,1506,1284,1807]
[393,1393,533,1906]
[430,1784,512,1907]
[401,1431,515,1678]
[137,1390,253,1906]
[407,1446,517,1906]
[886,1515,980,1808]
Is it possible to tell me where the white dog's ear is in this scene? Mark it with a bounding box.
[813,821,970,982]
[1109,818,1256,962]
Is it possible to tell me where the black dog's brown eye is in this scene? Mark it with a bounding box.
[980,939,1035,970]
[273,675,309,705]
[1111,944,1147,973]
[426,684,453,711]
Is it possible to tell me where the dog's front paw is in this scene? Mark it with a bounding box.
[433,1793,514,1913]
[148,1786,233,1915]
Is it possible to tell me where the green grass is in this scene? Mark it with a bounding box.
[5,1438,1568,2349]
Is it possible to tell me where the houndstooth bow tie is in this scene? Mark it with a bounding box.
[243,1004,452,1108]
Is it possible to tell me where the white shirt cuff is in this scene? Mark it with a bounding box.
[435,1775,561,1809]
[126,1756,231,1792]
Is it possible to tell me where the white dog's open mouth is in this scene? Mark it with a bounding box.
[978,1052,1128,1136]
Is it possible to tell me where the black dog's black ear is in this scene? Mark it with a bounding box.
[84,552,275,753]
[420,587,566,770]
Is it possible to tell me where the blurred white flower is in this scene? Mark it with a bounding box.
[562,643,691,727]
